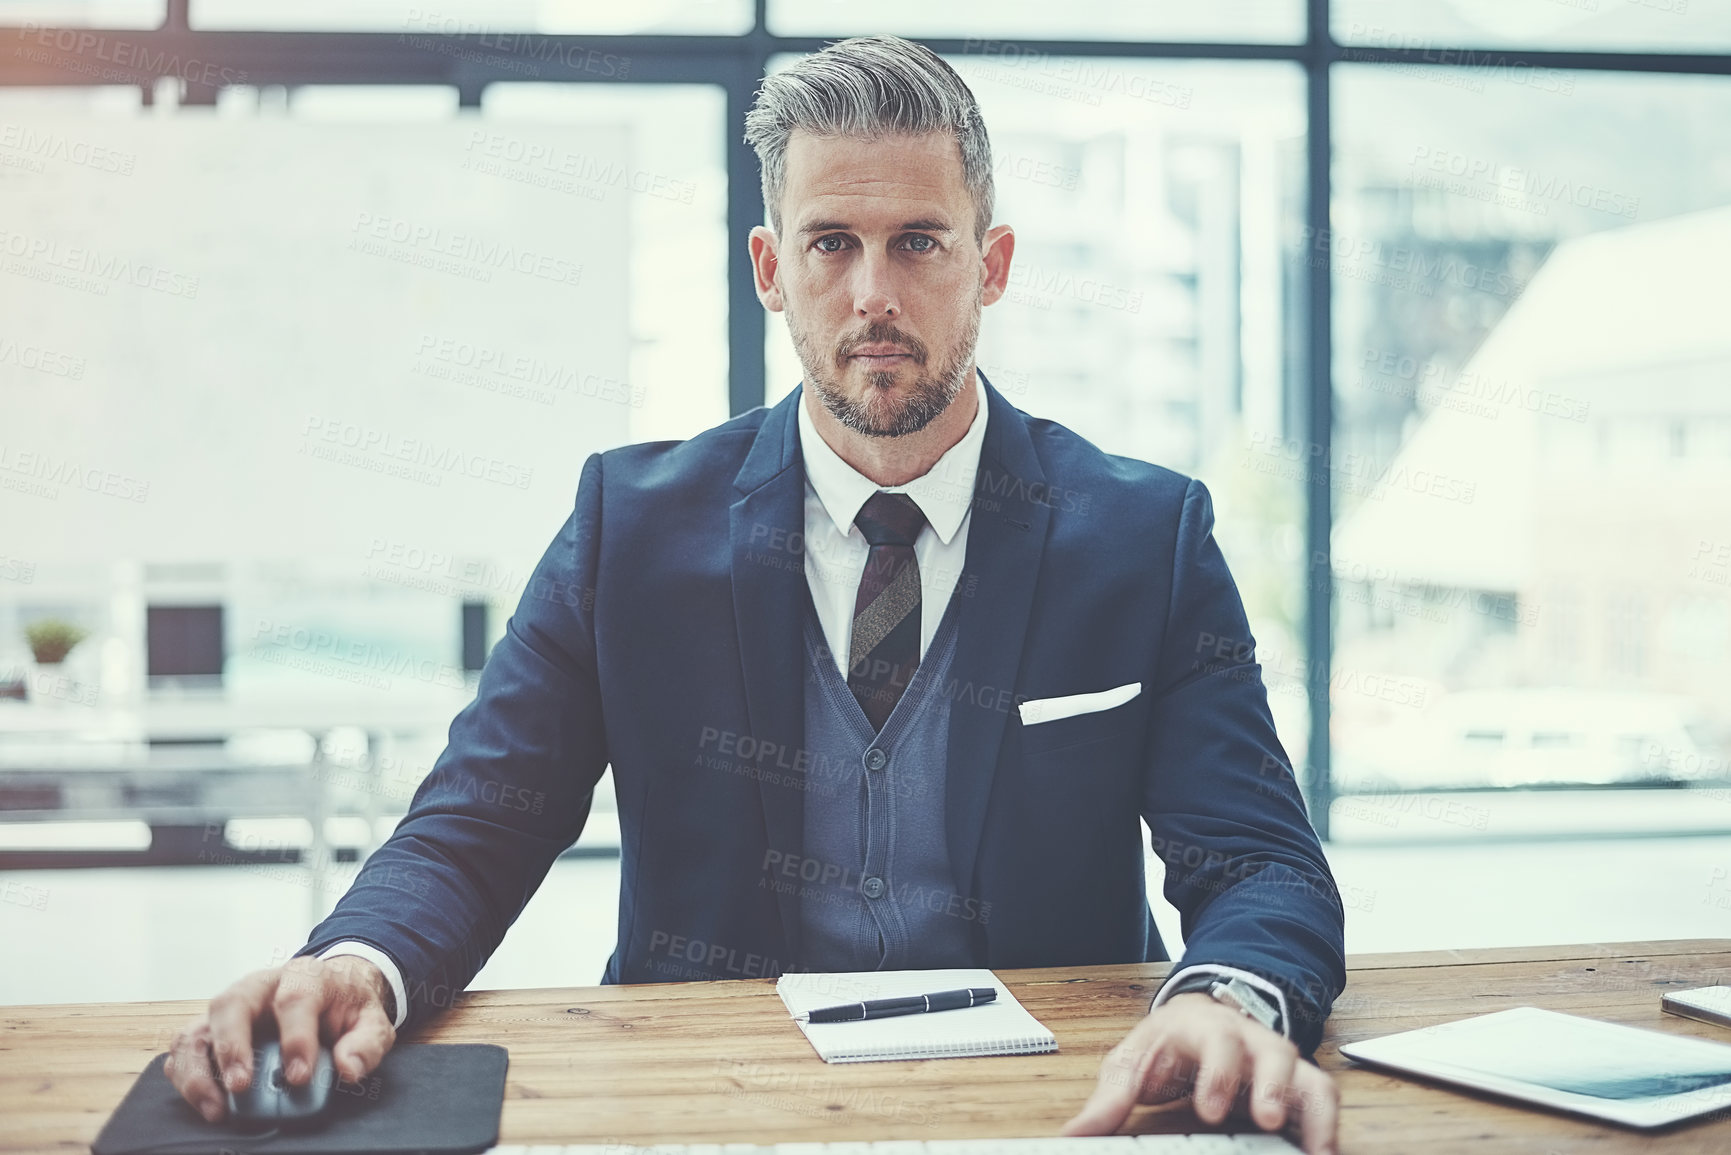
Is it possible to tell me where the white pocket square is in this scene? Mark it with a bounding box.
[1018,681,1142,726]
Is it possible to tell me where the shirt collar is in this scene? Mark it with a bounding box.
[797,373,987,546]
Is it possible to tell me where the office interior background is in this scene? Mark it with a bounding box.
[2,0,1730,1007]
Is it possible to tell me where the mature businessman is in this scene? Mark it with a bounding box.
[169,35,1346,1152]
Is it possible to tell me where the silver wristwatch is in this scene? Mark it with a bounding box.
[1206,975,1282,1033]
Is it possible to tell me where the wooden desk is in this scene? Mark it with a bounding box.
[3,940,1728,1154]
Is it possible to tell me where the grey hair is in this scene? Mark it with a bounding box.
[743,35,995,246]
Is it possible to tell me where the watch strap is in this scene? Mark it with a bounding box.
[1156,969,1284,1035]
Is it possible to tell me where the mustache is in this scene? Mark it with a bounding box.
[836,324,928,364]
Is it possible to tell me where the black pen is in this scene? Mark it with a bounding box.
[792,987,998,1023]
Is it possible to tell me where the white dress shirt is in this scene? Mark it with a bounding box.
[797,373,988,675]
[322,371,1281,1036]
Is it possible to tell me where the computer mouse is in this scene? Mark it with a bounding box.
[226,1039,335,1128]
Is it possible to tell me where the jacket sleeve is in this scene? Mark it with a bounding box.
[298,452,611,1026]
[1140,476,1347,1056]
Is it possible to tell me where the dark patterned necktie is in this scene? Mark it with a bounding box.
[848,491,928,731]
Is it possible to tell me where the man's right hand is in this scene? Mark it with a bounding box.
[166,954,397,1122]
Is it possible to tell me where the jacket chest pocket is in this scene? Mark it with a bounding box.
[1015,692,1145,764]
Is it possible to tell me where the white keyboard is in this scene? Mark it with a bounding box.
[490,1137,1298,1155]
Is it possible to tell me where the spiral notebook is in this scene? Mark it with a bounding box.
[777,968,1057,1063]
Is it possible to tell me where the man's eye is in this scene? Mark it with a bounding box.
[904,235,937,252]
[814,236,848,253]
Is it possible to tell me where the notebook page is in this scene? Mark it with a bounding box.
[777,968,1058,1063]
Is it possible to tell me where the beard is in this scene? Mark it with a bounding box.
[789,290,981,439]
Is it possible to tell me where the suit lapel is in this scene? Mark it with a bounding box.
[730,387,809,961]
[945,376,1050,901]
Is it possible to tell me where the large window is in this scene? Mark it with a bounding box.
[3,2,1729,846]
[1330,68,1731,808]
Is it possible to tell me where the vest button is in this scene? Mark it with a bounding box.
[864,747,888,772]
[861,876,886,899]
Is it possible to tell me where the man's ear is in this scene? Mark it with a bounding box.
[749,225,784,312]
[979,224,1016,307]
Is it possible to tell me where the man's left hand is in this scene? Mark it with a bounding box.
[1059,992,1338,1155]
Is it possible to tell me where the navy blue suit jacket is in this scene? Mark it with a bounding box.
[302,375,1346,1053]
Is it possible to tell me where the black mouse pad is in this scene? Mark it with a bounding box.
[91,1043,509,1155]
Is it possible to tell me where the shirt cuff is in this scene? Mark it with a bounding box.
[317,941,409,1030]
[1150,964,1291,1041]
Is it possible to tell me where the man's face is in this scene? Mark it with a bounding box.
[754,130,997,438]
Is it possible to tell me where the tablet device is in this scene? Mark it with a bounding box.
[1664,985,1731,1030]
[1339,1006,1731,1129]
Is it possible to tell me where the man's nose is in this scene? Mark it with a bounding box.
[852,252,900,318]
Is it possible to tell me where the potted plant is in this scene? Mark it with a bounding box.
[25,619,90,665]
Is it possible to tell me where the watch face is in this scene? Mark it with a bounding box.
[1212,978,1281,1031]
